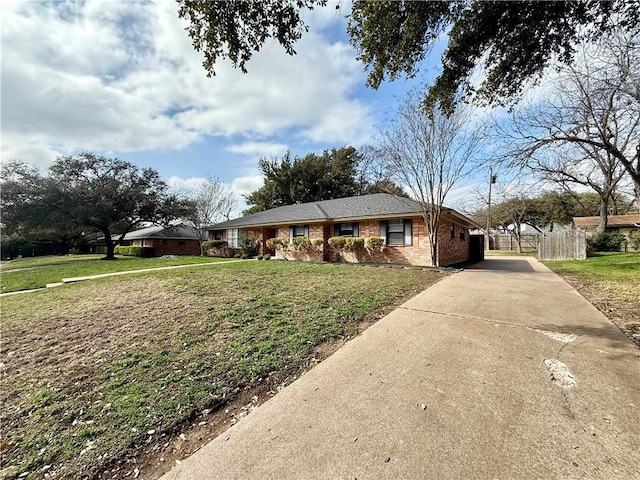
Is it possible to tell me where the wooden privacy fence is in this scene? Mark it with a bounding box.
[538,230,586,261]
[489,234,538,251]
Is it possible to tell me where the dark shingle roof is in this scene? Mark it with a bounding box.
[209,193,476,229]
[103,224,200,241]
[573,213,640,228]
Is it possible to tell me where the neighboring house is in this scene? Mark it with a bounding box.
[78,232,131,254]
[573,213,640,244]
[207,193,479,267]
[102,224,201,256]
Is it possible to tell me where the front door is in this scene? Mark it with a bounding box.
[322,223,332,262]
[262,228,276,255]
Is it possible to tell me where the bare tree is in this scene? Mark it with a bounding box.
[379,92,484,266]
[488,182,545,253]
[185,177,237,255]
[502,29,640,230]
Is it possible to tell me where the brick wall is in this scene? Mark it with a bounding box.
[272,225,324,261]
[436,219,471,266]
[332,218,433,266]
[134,238,201,256]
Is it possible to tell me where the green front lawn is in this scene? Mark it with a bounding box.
[545,252,640,283]
[544,252,640,345]
[0,254,230,293]
[0,261,445,480]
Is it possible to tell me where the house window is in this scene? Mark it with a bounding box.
[289,224,309,239]
[450,222,455,239]
[333,222,359,237]
[388,220,405,245]
[459,226,465,241]
[380,219,413,246]
[213,230,223,241]
[227,228,244,248]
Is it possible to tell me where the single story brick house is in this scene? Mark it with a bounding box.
[207,193,479,266]
[573,213,640,247]
[103,224,201,256]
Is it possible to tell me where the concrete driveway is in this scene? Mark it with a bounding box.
[160,256,640,479]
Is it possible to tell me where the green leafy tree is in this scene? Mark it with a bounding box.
[349,1,640,110]
[473,189,634,236]
[178,0,638,110]
[533,192,580,231]
[177,0,326,76]
[244,147,362,214]
[2,153,190,260]
[1,161,85,255]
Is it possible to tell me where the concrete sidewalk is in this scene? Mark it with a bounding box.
[160,256,640,479]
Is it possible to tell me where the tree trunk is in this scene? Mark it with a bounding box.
[598,197,609,232]
[513,225,523,254]
[58,238,71,255]
[102,230,116,260]
[428,223,439,267]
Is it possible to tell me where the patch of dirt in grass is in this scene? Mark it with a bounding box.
[105,291,412,480]
[2,265,445,480]
[557,274,640,348]
[1,278,204,479]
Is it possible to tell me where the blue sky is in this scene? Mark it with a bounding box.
[1,0,486,214]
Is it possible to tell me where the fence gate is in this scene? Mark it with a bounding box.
[538,230,586,261]
[469,234,485,262]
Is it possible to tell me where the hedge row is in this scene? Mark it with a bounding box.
[114,246,154,257]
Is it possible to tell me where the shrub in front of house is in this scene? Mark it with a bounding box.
[234,253,242,259]
[344,237,365,251]
[329,237,365,252]
[312,239,324,248]
[240,236,258,257]
[587,231,627,252]
[629,232,640,251]
[202,240,227,251]
[266,237,289,251]
[366,236,385,251]
[257,255,263,260]
[204,241,237,258]
[114,246,153,257]
[263,254,271,260]
[241,253,250,259]
[328,236,347,250]
[291,237,312,251]
[266,237,291,258]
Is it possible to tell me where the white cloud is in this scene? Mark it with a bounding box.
[0,133,67,168]
[166,176,207,194]
[227,142,289,158]
[1,0,374,165]
[231,175,264,197]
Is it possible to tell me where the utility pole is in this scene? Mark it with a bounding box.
[486,168,497,250]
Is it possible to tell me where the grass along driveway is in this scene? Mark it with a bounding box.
[0,255,230,293]
[544,252,640,346]
[0,261,446,480]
